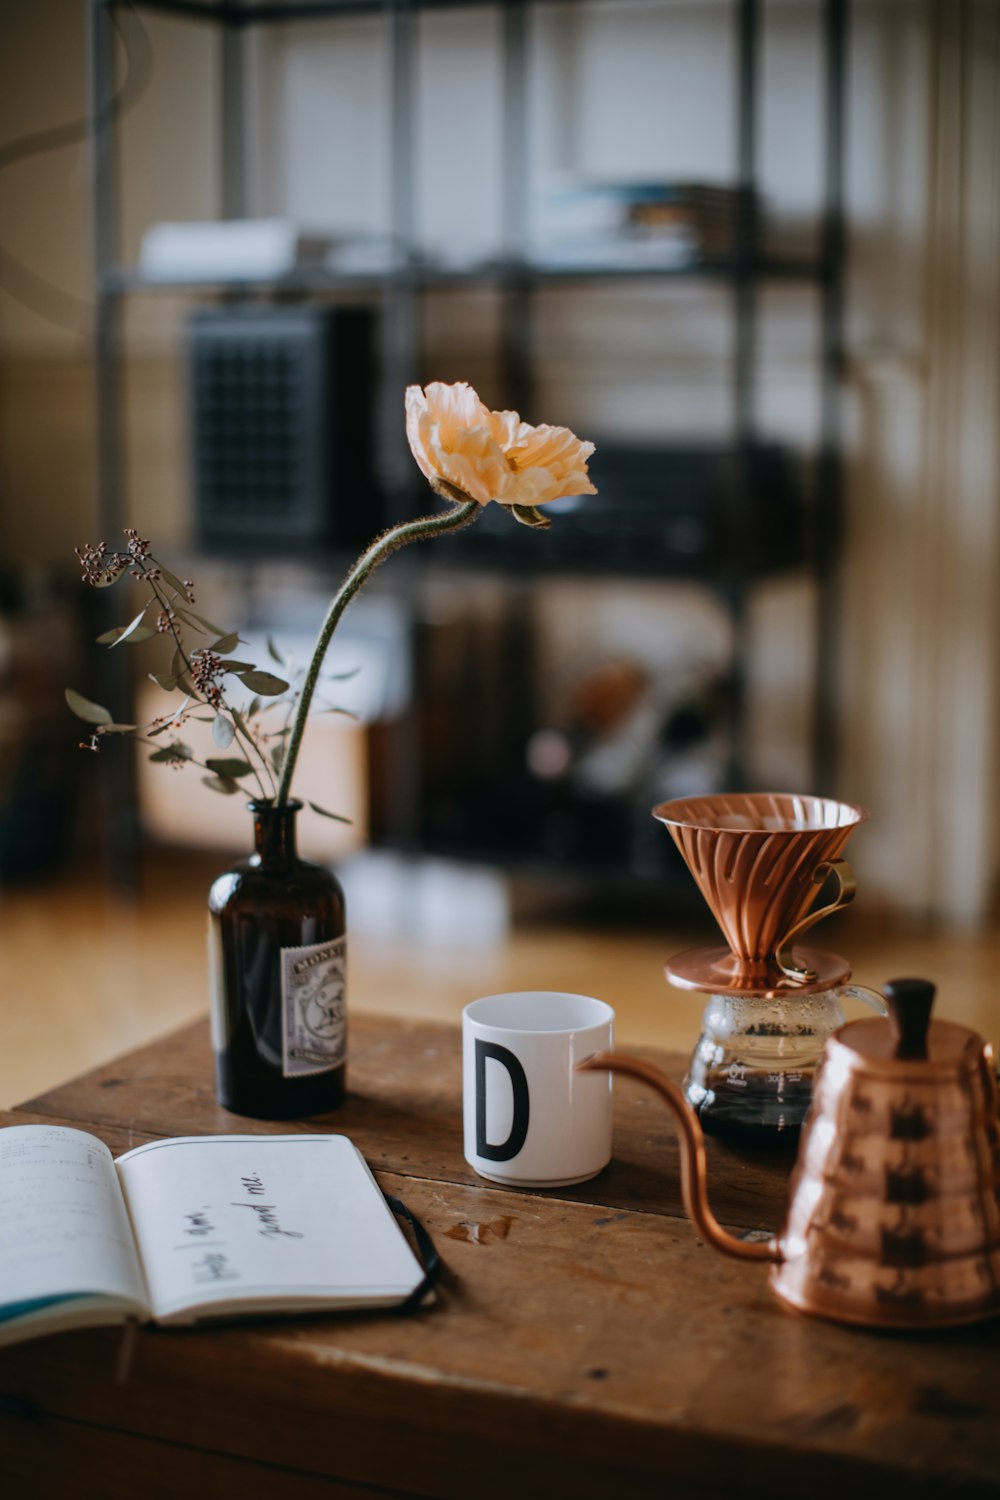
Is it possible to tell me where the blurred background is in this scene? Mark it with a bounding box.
[1,0,998,1103]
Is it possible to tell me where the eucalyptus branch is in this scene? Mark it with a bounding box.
[131,733,245,784]
[218,708,273,801]
[144,564,274,800]
[275,499,479,807]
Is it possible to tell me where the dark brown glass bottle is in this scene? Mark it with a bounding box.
[208,800,347,1119]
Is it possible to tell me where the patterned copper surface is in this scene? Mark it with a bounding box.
[654,793,869,987]
[770,1018,1000,1328]
[583,986,1000,1329]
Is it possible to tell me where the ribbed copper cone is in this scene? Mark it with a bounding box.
[655,793,868,978]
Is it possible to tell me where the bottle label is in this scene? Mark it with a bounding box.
[207,915,226,1054]
[280,936,347,1078]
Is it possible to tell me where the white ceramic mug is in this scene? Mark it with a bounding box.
[462,991,615,1188]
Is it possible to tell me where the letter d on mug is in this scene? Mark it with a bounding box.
[462,992,614,1188]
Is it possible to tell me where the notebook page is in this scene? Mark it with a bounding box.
[115,1134,424,1321]
[0,1125,149,1315]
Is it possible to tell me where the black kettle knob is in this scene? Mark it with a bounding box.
[883,978,936,1060]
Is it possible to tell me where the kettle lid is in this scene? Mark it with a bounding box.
[840,977,987,1074]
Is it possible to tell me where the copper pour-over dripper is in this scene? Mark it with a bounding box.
[655,792,869,996]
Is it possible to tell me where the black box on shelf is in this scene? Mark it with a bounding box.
[188,303,378,555]
[434,441,806,579]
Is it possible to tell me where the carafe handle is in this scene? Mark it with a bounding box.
[840,982,889,1016]
[577,1054,782,1264]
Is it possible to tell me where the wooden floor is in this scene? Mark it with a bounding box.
[2,849,999,1110]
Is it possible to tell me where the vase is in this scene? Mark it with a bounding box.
[208,799,347,1119]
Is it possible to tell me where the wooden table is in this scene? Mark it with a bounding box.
[1,1015,998,1499]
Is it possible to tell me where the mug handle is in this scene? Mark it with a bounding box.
[776,858,857,982]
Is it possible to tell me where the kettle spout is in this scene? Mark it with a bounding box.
[578,1052,781,1264]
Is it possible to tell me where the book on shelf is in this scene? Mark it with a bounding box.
[137,218,405,284]
[0,1126,430,1350]
[532,179,751,271]
[138,218,334,282]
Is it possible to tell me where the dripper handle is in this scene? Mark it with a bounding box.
[883,978,936,1060]
[776,858,858,982]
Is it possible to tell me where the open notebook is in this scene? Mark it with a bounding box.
[0,1126,429,1349]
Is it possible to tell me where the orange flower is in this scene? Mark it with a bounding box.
[405,381,597,513]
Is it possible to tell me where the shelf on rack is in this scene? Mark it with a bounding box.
[99,254,829,300]
[178,441,812,586]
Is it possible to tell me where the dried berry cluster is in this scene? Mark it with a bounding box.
[190,649,225,709]
[74,540,129,588]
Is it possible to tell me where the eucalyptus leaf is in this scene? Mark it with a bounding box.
[210,632,240,655]
[150,672,178,692]
[271,742,286,773]
[205,757,253,779]
[325,666,361,681]
[267,636,285,667]
[241,670,289,697]
[171,608,206,636]
[170,649,186,679]
[97,614,156,648]
[148,742,192,763]
[245,697,262,719]
[65,689,112,725]
[307,800,352,824]
[159,565,190,598]
[148,696,192,736]
[510,503,552,530]
[111,607,153,647]
[100,723,138,734]
[175,606,226,637]
[217,659,256,673]
[315,705,359,719]
[212,713,235,749]
[202,775,240,795]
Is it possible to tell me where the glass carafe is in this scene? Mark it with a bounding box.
[685,983,884,1142]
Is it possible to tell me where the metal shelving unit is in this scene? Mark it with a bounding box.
[87,0,847,884]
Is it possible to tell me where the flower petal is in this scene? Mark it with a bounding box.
[405,386,438,484]
[428,443,496,505]
[509,421,596,472]
[422,381,489,447]
[485,407,522,449]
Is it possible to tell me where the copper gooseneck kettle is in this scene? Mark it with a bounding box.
[580,979,1000,1329]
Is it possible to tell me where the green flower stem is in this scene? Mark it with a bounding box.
[275,498,480,807]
